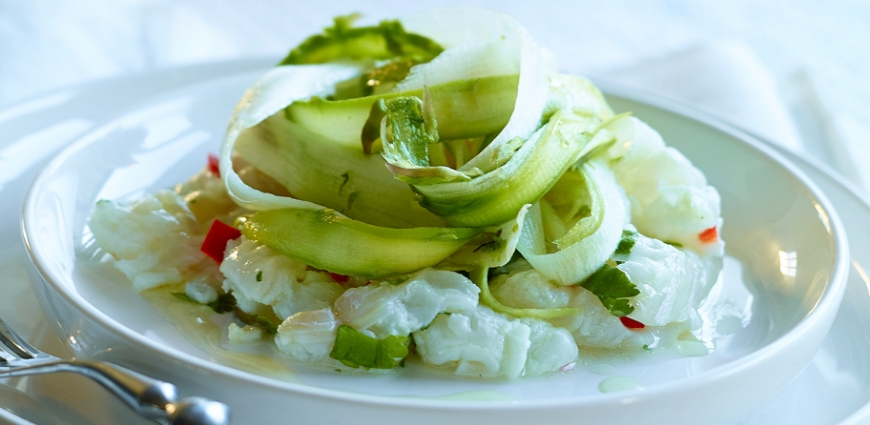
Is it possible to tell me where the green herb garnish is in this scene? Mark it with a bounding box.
[171,291,236,314]
[249,315,279,336]
[615,229,638,256]
[579,264,639,317]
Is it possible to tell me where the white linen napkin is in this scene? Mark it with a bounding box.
[591,41,863,188]
[3,1,862,189]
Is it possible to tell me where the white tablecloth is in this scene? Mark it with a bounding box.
[1,0,868,187]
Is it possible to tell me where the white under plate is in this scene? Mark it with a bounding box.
[1,60,865,425]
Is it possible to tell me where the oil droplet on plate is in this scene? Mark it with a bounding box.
[598,375,643,393]
[589,364,617,375]
[676,332,711,357]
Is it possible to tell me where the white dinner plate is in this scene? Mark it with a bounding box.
[1,60,867,425]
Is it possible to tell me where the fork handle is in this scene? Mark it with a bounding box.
[0,359,228,425]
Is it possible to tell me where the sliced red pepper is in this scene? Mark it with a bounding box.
[329,273,350,283]
[207,153,220,177]
[698,226,718,244]
[201,220,242,263]
[620,316,645,330]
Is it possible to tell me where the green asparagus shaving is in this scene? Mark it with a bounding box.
[286,74,517,151]
[517,160,628,285]
[241,208,481,279]
[360,58,423,96]
[333,58,428,100]
[236,113,447,228]
[279,14,443,65]
[439,204,530,270]
[578,264,639,317]
[470,267,581,319]
[380,91,439,168]
[385,110,612,227]
[330,325,410,369]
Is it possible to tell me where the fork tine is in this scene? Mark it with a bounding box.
[0,318,38,360]
[0,319,229,424]
[0,341,18,365]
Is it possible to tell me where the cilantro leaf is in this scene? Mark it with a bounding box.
[232,307,279,336]
[248,315,279,336]
[171,291,237,314]
[579,264,640,317]
[614,229,638,256]
[208,293,237,314]
[330,325,410,369]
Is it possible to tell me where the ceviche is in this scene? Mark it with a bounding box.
[89,7,724,379]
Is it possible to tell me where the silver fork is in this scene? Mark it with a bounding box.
[0,318,229,425]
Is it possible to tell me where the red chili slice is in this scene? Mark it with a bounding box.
[201,220,242,263]
[620,316,645,329]
[329,273,350,283]
[698,226,718,243]
[207,153,220,176]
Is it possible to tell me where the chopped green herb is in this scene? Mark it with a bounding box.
[250,315,279,336]
[643,344,651,351]
[170,291,237,314]
[233,308,278,336]
[256,270,263,282]
[664,241,683,248]
[614,229,638,256]
[579,264,639,317]
[207,293,237,314]
[329,325,409,369]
